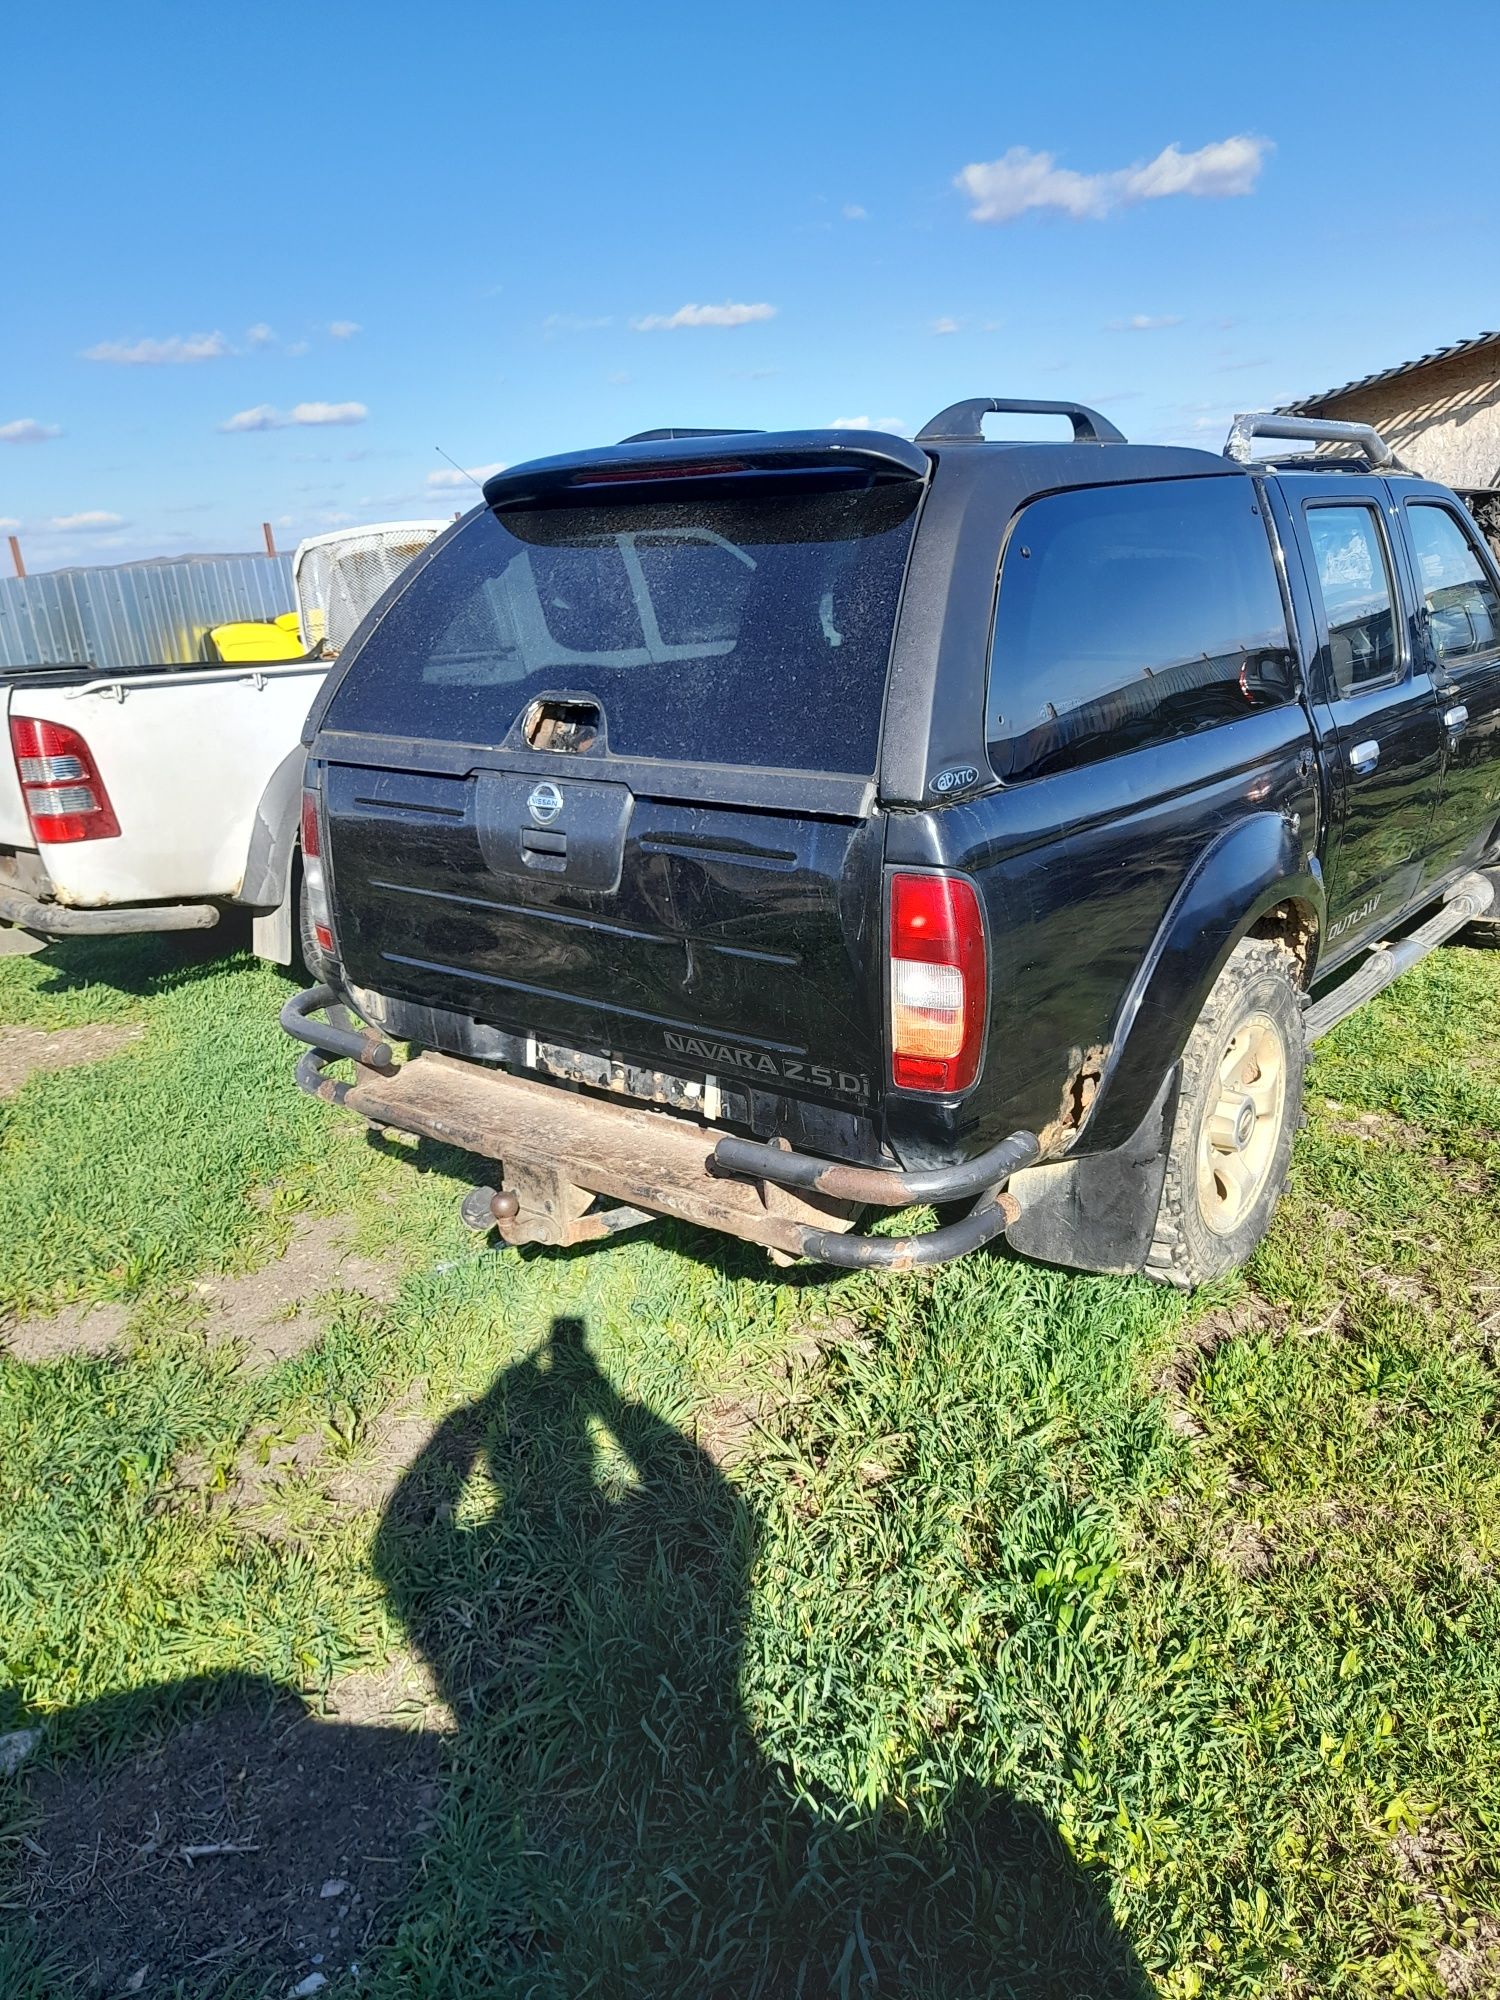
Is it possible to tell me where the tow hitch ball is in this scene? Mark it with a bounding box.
[460,1186,520,1230]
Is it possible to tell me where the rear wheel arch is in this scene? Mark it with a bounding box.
[1247,894,1320,987]
[1078,814,1323,1153]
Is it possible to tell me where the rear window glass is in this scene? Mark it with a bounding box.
[323,485,920,774]
[986,476,1291,783]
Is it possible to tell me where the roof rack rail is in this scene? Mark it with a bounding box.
[616,426,763,444]
[916,398,1126,445]
[1224,411,1396,468]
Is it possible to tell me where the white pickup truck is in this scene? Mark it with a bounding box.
[0,522,445,962]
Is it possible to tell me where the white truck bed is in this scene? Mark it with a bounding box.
[1,660,325,923]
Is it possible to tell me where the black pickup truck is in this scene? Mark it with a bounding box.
[282,398,1500,1285]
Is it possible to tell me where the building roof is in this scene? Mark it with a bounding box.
[1280,330,1500,415]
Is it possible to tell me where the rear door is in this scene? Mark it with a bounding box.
[1394,489,1500,873]
[315,453,925,1116]
[1283,475,1444,953]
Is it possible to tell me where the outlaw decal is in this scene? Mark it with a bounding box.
[1327,893,1381,943]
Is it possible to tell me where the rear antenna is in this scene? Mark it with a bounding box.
[434,445,484,490]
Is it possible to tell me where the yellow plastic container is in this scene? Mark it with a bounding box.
[203,617,304,663]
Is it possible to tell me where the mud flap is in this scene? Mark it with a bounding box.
[1004,1065,1180,1277]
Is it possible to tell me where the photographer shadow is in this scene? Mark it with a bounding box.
[371,1314,1150,1998]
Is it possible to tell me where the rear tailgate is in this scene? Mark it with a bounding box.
[315,436,927,1115]
[324,757,883,1108]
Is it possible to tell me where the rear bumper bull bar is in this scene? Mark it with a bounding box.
[282,985,1039,1269]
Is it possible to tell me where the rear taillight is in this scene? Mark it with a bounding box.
[888,872,986,1094]
[301,777,335,959]
[10,716,120,843]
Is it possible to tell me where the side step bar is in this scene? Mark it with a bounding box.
[1304,870,1494,1043]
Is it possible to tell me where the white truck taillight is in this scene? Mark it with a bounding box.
[888,871,987,1093]
[301,780,336,959]
[10,716,120,843]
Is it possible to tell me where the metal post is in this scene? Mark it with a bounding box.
[7,535,23,579]
[262,521,277,558]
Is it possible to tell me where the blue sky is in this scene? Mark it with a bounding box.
[4,0,1498,571]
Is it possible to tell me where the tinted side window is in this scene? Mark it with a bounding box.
[1406,503,1500,664]
[1304,505,1399,697]
[986,477,1291,783]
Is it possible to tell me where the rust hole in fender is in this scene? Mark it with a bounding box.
[1037,1043,1109,1156]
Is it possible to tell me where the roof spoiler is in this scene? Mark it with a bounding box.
[482,429,929,512]
[916,397,1126,444]
[1224,411,1397,468]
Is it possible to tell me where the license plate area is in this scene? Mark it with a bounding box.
[528,1036,749,1123]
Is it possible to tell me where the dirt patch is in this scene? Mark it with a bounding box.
[196,1214,401,1366]
[0,1020,144,1099]
[320,1654,457,1736]
[1394,1823,1464,1886]
[1435,1914,1500,1996]
[16,1688,445,1997]
[2,1298,130,1363]
[222,1424,328,1516]
[1321,1103,1431,1150]
[1153,1296,1284,1443]
[1214,1518,1277,1580]
[692,1315,864,1470]
[324,1394,441,1514]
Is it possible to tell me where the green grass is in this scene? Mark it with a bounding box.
[2,934,1499,1994]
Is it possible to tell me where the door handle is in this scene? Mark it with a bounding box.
[1444,704,1470,733]
[1348,739,1380,774]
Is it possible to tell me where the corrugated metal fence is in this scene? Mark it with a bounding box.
[0,554,295,671]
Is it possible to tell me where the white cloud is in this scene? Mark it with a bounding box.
[328,320,361,339]
[292,401,367,427]
[219,401,368,433]
[51,510,125,530]
[956,134,1271,223]
[543,313,614,334]
[830,416,908,434]
[0,418,62,443]
[219,404,283,432]
[842,203,868,221]
[632,301,777,331]
[930,317,961,336]
[83,330,231,364]
[0,516,19,530]
[426,462,506,489]
[246,323,277,347]
[1108,313,1185,331]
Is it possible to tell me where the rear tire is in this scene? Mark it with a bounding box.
[1145,937,1303,1288]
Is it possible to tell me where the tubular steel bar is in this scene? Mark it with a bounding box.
[280,982,396,1071]
[1224,412,1396,468]
[1303,871,1493,1042]
[712,1127,1041,1206]
[794,1188,1023,1268]
[0,888,219,935]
